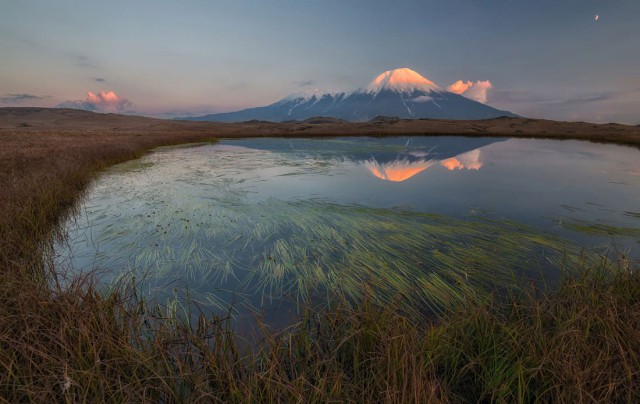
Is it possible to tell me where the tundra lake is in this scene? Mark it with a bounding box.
[55,137,640,326]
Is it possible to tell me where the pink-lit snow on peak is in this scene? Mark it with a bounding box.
[366,68,441,94]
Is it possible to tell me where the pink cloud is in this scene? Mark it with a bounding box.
[57,90,133,113]
[441,157,464,171]
[447,80,493,103]
[441,150,483,171]
[86,91,131,112]
[448,80,473,95]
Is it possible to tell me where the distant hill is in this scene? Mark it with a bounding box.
[2,108,639,149]
[181,68,517,122]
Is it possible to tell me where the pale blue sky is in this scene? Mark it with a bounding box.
[1,0,639,122]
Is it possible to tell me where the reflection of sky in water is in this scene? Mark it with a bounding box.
[217,137,640,242]
[55,137,640,327]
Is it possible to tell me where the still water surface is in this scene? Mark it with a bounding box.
[56,137,640,325]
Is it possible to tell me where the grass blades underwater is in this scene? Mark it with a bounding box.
[60,196,577,323]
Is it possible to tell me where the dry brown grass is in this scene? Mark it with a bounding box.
[1,107,640,401]
[0,129,220,270]
[3,107,640,144]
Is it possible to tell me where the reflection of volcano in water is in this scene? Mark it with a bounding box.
[365,159,434,182]
[366,148,484,182]
[360,138,502,182]
[218,136,506,182]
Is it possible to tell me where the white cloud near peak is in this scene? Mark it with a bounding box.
[447,80,493,103]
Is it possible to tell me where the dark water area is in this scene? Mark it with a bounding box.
[54,136,640,328]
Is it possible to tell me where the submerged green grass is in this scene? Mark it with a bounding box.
[565,220,640,237]
[624,211,640,220]
[62,196,576,322]
[110,159,155,173]
[53,140,596,325]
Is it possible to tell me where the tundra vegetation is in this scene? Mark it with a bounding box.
[1,110,640,401]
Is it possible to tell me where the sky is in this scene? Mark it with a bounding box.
[1,0,639,123]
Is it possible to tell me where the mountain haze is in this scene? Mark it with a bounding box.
[183,68,517,122]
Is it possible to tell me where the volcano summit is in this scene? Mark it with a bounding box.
[183,68,517,122]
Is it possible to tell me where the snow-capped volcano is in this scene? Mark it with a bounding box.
[182,68,516,122]
[365,68,442,94]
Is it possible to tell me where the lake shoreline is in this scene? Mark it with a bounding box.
[1,107,639,401]
[3,107,640,148]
